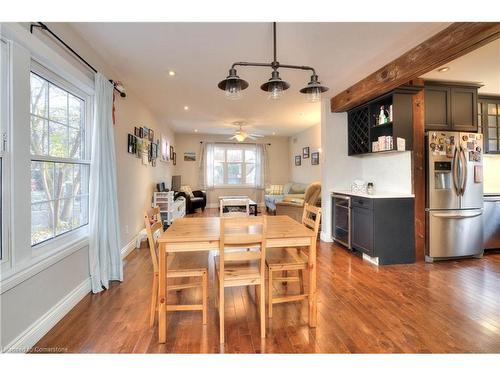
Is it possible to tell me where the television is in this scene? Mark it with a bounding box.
[171,175,181,192]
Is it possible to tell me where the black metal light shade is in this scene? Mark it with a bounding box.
[260,70,290,100]
[299,74,329,102]
[218,68,249,100]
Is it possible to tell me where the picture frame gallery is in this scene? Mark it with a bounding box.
[128,126,173,167]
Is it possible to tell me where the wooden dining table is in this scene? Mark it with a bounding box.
[156,215,318,343]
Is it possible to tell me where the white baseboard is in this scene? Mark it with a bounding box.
[121,235,139,259]
[3,278,91,353]
[320,231,333,243]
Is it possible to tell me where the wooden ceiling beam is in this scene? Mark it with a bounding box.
[330,22,500,113]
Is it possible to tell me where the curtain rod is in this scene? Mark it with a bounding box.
[30,22,127,98]
[199,141,271,146]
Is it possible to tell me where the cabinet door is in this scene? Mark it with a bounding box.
[425,86,451,130]
[352,206,374,256]
[451,87,477,132]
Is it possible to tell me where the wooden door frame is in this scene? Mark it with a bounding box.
[329,22,500,262]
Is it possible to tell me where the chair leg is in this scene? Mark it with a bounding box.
[260,281,266,338]
[202,271,208,325]
[219,276,225,344]
[268,268,273,318]
[149,274,158,327]
[282,270,288,285]
[299,269,305,295]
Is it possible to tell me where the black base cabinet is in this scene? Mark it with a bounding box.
[351,196,415,265]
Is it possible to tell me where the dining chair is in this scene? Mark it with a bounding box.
[215,216,267,344]
[144,206,208,327]
[220,198,250,217]
[266,203,321,319]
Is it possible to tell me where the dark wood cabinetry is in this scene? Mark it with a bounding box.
[479,95,500,154]
[424,81,479,132]
[349,196,415,265]
[347,87,419,156]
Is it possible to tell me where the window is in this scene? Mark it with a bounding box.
[1,39,8,259]
[213,144,257,186]
[30,70,89,246]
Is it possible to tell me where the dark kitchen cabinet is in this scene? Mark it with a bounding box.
[349,195,415,265]
[346,86,420,156]
[424,82,479,132]
[352,205,374,256]
[478,95,500,154]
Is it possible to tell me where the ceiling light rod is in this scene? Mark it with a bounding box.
[218,22,328,101]
[30,22,126,98]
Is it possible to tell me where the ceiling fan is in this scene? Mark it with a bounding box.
[228,121,264,142]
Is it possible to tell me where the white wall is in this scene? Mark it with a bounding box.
[319,99,413,241]
[289,123,321,184]
[0,23,175,351]
[483,154,500,194]
[174,133,290,207]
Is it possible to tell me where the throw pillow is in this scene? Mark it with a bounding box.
[180,185,195,198]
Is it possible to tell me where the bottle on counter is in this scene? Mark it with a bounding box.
[367,182,375,195]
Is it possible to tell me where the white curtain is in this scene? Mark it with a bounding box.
[255,143,269,189]
[88,73,123,293]
[200,142,215,189]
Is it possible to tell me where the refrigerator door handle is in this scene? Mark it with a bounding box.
[452,146,460,195]
[432,211,482,219]
[460,147,468,196]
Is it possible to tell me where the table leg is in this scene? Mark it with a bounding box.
[308,236,317,327]
[253,204,258,216]
[158,244,167,343]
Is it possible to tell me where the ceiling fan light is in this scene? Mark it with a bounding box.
[299,74,329,102]
[234,133,246,142]
[218,68,249,100]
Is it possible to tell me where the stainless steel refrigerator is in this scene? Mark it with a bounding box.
[425,131,484,262]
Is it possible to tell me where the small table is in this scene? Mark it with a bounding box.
[218,195,258,216]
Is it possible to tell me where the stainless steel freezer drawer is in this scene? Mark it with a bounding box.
[484,197,500,249]
[427,209,484,258]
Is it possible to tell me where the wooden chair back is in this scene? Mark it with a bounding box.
[301,203,322,237]
[144,206,164,273]
[219,216,267,264]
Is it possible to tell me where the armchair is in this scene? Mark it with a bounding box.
[177,185,207,214]
[275,182,321,222]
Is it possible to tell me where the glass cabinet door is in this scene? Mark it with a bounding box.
[479,98,500,154]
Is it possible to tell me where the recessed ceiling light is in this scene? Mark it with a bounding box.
[437,67,450,73]
[194,129,198,133]
[184,106,189,111]
[168,70,176,76]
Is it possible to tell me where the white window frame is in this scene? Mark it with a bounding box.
[213,143,257,188]
[1,38,11,265]
[29,61,91,250]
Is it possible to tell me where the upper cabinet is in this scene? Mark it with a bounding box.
[347,87,419,156]
[479,95,500,154]
[424,81,479,132]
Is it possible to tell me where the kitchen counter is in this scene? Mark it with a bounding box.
[330,189,415,199]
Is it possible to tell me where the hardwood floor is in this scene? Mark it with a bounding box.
[33,209,500,353]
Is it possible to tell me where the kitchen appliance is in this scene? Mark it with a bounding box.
[425,131,484,261]
[484,195,500,249]
[332,194,351,249]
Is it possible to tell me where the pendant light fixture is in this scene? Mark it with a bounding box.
[218,22,328,101]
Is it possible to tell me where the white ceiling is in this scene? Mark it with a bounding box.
[68,22,450,136]
[421,38,500,95]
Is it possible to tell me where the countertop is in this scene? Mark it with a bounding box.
[330,189,415,199]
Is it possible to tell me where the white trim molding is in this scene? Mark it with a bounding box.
[2,278,91,353]
[121,234,139,259]
[320,231,333,243]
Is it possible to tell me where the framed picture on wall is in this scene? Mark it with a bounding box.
[311,152,320,165]
[184,151,196,161]
[134,127,140,137]
[173,152,177,166]
[149,129,154,142]
[295,155,301,166]
[302,146,310,159]
[170,145,174,160]
[160,134,169,162]
[127,133,137,154]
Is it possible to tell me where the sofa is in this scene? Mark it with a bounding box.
[177,185,207,214]
[275,182,322,222]
[264,182,309,212]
